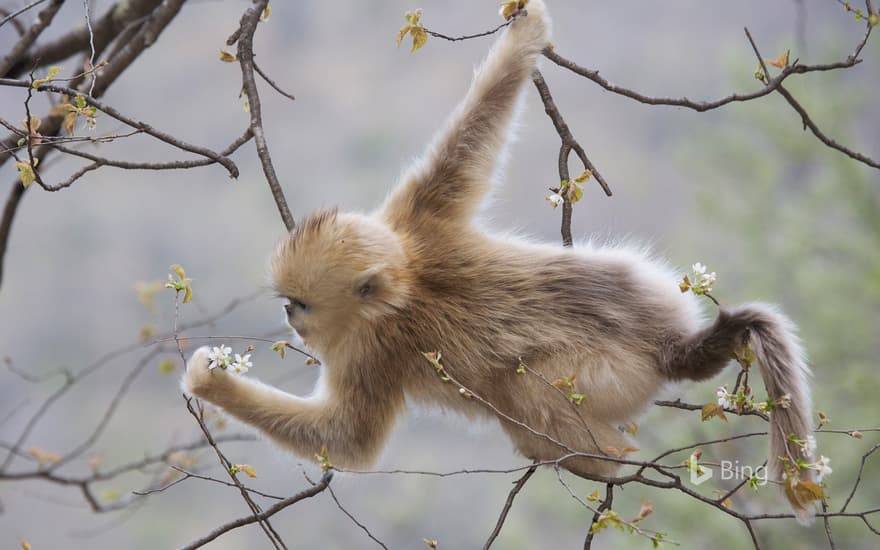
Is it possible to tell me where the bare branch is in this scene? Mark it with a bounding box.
[3,0,164,78]
[177,473,332,550]
[775,82,879,168]
[0,0,53,31]
[230,0,295,231]
[135,465,284,500]
[424,19,513,42]
[0,0,65,77]
[0,78,241,180]
[0,178,27,288]
[840,442,880,513]
[253,61,295,101]
[544,22,878,170]
[38,129,253,191]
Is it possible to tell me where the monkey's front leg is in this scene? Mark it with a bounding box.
[181,346,395,469]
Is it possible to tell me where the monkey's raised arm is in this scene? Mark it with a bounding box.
[383,1,550,226]
[181,347,404,468]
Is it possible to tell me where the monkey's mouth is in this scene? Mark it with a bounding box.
[284,318,308,339]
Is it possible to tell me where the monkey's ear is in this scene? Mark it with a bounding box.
[354,268,384,300]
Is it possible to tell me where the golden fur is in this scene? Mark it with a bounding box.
[182,0,816,522]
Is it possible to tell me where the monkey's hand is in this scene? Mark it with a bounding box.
[180,346,236,403]
[507,0,550,48]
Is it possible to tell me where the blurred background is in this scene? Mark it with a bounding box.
[0,0,878,548]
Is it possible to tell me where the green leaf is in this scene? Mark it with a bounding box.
[271,340,288,359]
[32,66,62,88]
[165,264,194,304]
[15,159,38,188]
[232,463,257,478]
[422,351,450,381]
[315,447,333,472]
[568,392,586,405]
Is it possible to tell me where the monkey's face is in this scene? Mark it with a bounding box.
[270,210,411,352]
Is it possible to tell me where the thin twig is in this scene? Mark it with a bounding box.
[483,462,538,549]
[38,128,253,191]
[0,78,241,179]
[424,19,512,42]
[0,0,52,30]
[82,0,98,96]
[743,26,879,170]
[177,473,332,550]
[841,443,880,513]
[327,484,389,549]
[253,61,295,101]
[135,465,285,500]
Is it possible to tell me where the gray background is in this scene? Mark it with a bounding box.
[1,1,878,548]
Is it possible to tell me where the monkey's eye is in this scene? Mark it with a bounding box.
[284,299,310,315]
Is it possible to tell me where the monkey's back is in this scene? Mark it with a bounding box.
[386,228,703,421]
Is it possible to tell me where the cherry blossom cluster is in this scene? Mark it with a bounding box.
[206,345,253,375]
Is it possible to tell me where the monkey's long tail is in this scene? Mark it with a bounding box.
[667,302,816,524]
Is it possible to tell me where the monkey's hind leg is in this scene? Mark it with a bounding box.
[663,309,751,382]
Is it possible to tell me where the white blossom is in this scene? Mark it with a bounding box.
[230,353,252,375]
[812,455,832,482]
[687,262,718,295]
[207,345,232,370]
[545,193,564,208]
[716,385,732,408]
[700,271,717,291]
[805,435,817,457]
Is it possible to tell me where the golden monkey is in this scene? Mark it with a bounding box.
[182,0,816,522]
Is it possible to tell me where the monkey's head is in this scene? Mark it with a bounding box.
[270,209,411,351]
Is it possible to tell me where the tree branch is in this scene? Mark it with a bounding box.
[483,462,538,549]
[0,0,65,77]
[177,473,332,550]
[531,69,611,246]
[229,0,295,231]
